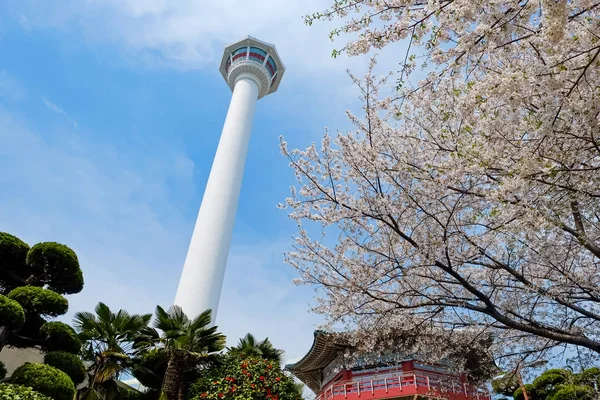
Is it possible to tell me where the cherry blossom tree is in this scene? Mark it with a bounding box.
[281,0,600,372]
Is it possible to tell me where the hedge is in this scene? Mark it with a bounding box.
[10,363,75,400]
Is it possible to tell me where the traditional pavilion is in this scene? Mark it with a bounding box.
[286,331,491,400]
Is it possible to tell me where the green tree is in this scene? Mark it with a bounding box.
[0,232,84,351]
[130,348,168,398]
[73,302,151,399]
[134,306,225,400]
[505,367,600,399]
[229,333,284,365]
[10,363,75,400]
[44,351,86,386]
[189,353,303,400]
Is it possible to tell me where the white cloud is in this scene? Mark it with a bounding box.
[42,97,78,127]
[3,1,401,94]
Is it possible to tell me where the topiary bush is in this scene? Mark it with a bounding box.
[7,286,68,317]
[26,242,83,295]
[513,383,535,400]
[0,294,25,330]
[10,363,75,400]
[0,232,30,293]
[548,383,595,400]
[39,321,81,354]
[0,383,51,399]
[532,369,572,398]
[492,373,520,396]
[44,351,86,385]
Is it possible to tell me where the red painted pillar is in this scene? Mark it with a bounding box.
[343,370,351,381]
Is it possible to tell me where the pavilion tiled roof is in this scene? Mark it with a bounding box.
[284,330,351,394]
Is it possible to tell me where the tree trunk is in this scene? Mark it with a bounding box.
[0,326,11,352]
[161,354,184,400]
[178,382,187,400]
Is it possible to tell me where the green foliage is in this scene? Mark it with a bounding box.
[506,367,600,399]
[532,369,572,398]
[229,333,284,364]
[0,383,51,400]
[492,373,520,395]
[134,307,225,399]
[0,232,30,293]
[0,294,25,330]
[0,361,6,380]
[39,321,81,354]
[131,348,168,390]
[8,286,68,317]
[74,302,152,392]
[548,384,595,400]
[574,367,600,389]
[513,383,535,400]
[44,351,86,385]
[10,363,76,400]
[189,354,303,400]
[26,242,83,295]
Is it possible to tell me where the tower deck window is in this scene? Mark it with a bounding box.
[249,47,267,63]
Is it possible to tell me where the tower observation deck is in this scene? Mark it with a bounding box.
[174,37,285,323]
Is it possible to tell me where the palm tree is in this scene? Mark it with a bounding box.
[134,306,225,400]
[229,333,284,364]
[73,302,151,398]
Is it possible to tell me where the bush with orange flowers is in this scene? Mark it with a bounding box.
[189,354,303,400]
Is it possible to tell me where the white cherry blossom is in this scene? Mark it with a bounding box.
[284,0,600,373]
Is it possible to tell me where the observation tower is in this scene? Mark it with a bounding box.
[174,37,285,323]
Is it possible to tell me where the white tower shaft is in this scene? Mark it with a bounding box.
[174,76,259,322]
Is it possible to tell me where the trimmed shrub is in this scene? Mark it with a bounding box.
[549,383,595,400]
[44,351,86,385]
[26,242,83,295]
[492,373,520,396]
[574,367,600,389]
[513,383,535,400]
[10,363,75,400]
[39,321,81,354]
[0,294,25,330]
[0,232,30,291]
[7,286,68,317]
[532,369,572,398]
[0,383,51,399]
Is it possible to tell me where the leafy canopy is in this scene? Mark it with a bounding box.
[229,333,284,365]
[189,354,303,400]
[39,321,82,354]
[44,351,87,385]
[0,294,25,330]
[11,363,76,400]
[8,286,68,317]
[0,233,83,295]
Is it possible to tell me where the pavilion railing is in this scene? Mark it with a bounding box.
[317,371,491,400]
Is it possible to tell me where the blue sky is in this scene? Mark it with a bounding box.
[0,0,387,366]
